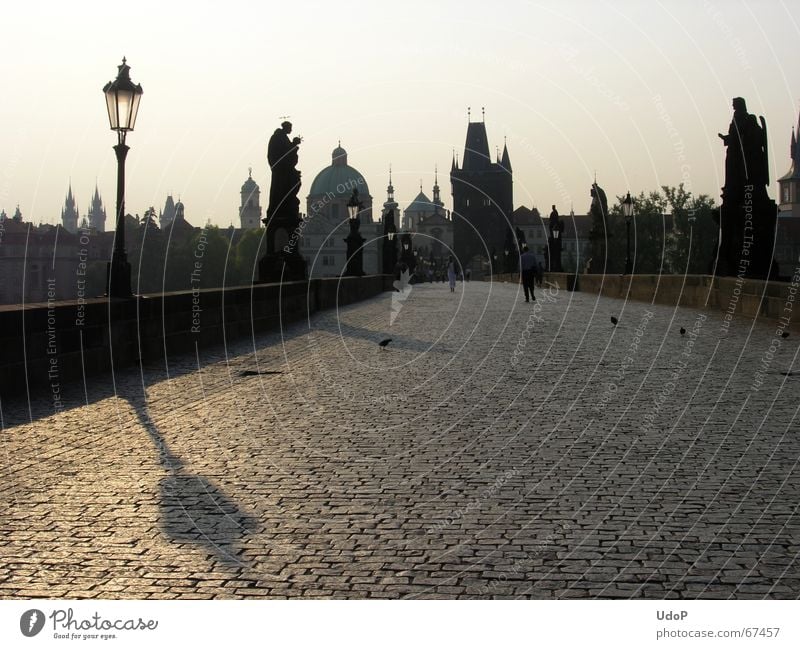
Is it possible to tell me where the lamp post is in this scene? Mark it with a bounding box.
[344,189,365,276]
[382,208,398,275]
[622,191,634,275]
[549,210,564,273]
[400,232,414,275]
[103,58,142,298]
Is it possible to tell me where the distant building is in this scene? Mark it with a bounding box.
[513,205,592,274]
[61,184,79,233]
[404,168,453,268]
[159,195,177,229]
[302,143,377,277]
[239,169,262,230]
[0,211,113,305]
[87,186,107,232]
[777,107,800,277]
[451,114,513,267]
[403,169,446,230]
[163,198,195,243]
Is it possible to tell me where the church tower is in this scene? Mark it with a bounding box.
[778,109,800,217]
[61,183,79,233]
[87,185,107,232]
[451,109,513,265]
[239,168,262,230]
[432,165,444,212]
[383,166,399,220]
[160,195,177,229]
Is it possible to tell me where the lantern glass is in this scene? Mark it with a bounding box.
[622,192,634,219]
[103,59,143,132]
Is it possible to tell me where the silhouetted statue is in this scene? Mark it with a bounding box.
[266,121,302,220]
[718,97,769,203]
[258,121,306,283]
[515,226,526,252]
[588,182,609,273]
[714,97,777,280]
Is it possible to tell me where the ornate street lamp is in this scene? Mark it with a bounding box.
[103,58,143,298]
[400,232,415,275]
[344,189,365,276]
[622,192,634,275]
[347,189,361,222]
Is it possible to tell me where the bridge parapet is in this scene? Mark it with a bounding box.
[0,275,393,396]
[488,272,800,331]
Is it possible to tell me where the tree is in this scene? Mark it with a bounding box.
[231,228,265,285]
[662,185,718,275]
[602,191,670,274]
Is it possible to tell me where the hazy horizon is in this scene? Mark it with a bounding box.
[1,0,799,227]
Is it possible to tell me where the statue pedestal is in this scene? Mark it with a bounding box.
[344,233,365,277]
[717,189,778,280]
[258,251,306,284]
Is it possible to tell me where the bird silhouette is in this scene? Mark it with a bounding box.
[610,316,618,326]
[781,331,790,339]
[379,338,393,349]
[680,327,686,336]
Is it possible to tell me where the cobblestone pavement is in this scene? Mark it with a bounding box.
[1,280,799,599]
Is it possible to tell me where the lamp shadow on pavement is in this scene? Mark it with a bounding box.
[126,393,259,568]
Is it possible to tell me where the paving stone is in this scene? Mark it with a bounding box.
[0,282,798,598]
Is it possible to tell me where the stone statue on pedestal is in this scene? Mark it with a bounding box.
[258,121,306,283]
[714,98,777,280]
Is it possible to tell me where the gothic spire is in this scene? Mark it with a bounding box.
[501,137,512,172]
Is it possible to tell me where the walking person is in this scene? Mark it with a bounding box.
[520,244,537,302]
[447,256,457,293]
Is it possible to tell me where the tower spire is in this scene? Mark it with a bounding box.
[501,138,511,172]
[386,165,395,203]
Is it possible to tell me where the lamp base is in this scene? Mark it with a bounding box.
[106,258,132,298]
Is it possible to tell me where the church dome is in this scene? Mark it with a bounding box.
[241,170,259,193]
[308,143,370,199]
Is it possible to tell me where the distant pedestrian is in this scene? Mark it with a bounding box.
[447,256,457,292]
[465,268,471,282]
[519,244,537,302]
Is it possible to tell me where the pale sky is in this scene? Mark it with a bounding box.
[1,0,798,227]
